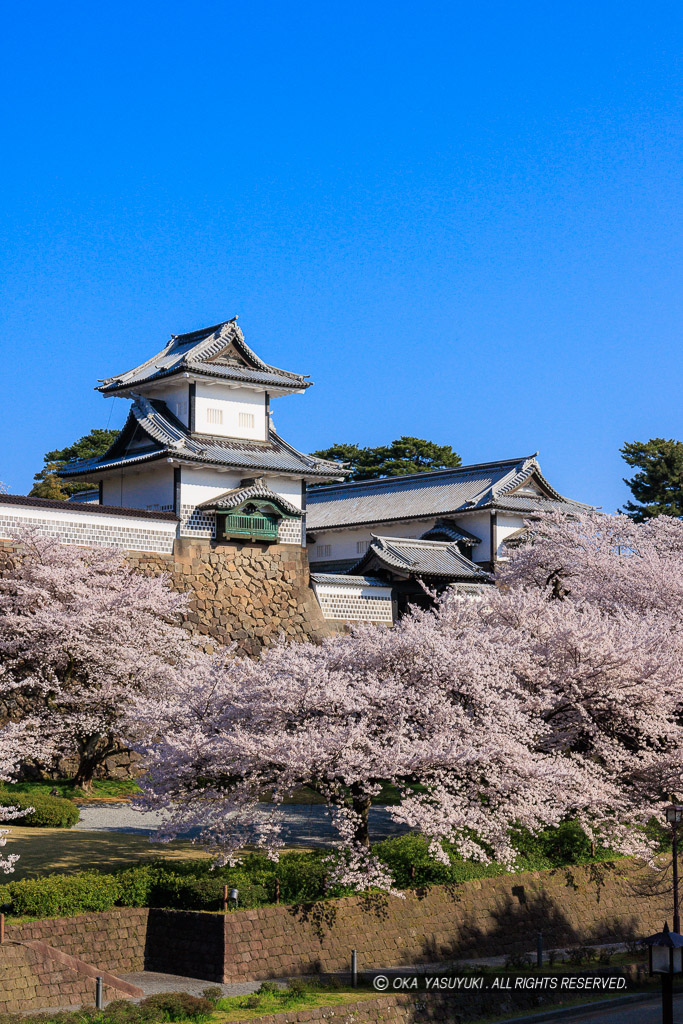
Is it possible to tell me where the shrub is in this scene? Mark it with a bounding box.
[256,981,282,995]
[0,790,79,828]
[0,871,120,917]
[0,994,214,1024]
[285,978,308,997]
[139,992,213,1021]
[372,834,503,888]
[201,987,223,1005]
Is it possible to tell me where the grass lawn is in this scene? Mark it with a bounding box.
[6,779,414,806]
[3,825,210,879]
[209,987,380,1021]
[3,827,317,880]
[206,971,656,1023]
[5,778,141,801]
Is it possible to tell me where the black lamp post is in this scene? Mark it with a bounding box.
[665,804,683,934]
[645,922,683,1024]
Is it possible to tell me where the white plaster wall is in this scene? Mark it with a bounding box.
[179,466,243,509]
[307,514,492,565]
[495,514,527,559]
[101,463,174,510]
[452,513,491,563]
[267,475,304,511]
[308,518,446,563]
[194,383,267,441]
[155,382,190,426]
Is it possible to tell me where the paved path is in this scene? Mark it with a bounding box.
[120,970,287,998]
[518,992,683,1023]
[74,802,409,846]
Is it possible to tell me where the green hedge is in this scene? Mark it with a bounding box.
[0,872,120,917]
[0,790,79,828]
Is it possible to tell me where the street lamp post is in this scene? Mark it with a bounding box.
[645,922,683,1024]
[665,805,683,934]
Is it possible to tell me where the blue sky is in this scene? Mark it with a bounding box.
[1,2,681,511]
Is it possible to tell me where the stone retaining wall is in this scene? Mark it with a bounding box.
[0,524,331,661]
[0,860,671,1008]
[6,908,149,975]
[129,536,330,655]
[216,860,668,982]
[0,943,121,1016]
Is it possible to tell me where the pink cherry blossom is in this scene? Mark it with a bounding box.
[0,529,197,792]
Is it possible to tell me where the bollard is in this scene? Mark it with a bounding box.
[536,931,543,968]
[96,976,104,1010]
[0,913,4,946]
[351,949,358,988]
[223,884,228,913]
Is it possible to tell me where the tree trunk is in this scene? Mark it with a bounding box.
[351,783,372,848]
[73,733,117,793]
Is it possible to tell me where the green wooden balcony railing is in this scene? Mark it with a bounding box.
[220,512,279,541]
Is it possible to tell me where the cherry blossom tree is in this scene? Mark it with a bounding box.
[493,511,683,843]
[136,510,683,889]
[0,530,198,791]
[0,722,35,873]
[136,594,602,888]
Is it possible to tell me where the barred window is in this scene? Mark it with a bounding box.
[316,544,331,558]
[206,407,223,425]
[239,412,255,428]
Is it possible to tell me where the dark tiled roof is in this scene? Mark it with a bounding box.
[420,520,480,545]
[350,536,491,581]
[307,455,592,530]
[198,484,301,517]
[98,319,312,394]
[310,573,390,587]
[61,396,343,480]
[0,493,178,521]
[308,558,360,574]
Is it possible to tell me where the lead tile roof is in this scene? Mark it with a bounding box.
[197,484,302,516]
[350,536,491,581]
[310,573,390,587]
[306,455,591,530]
[97,319,312,394]
[61,396,343,480]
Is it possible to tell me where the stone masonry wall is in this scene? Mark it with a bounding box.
[6,908,149,975]
[128,536,331,655]
[0,943,122,1016]
[214,860,668,982]
[0,862,669,1010]
[0,530,332,660]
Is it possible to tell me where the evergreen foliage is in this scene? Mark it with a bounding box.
[29,428,119,499]
[0,790,79,828]
[311,436,461,481]
[621,438,683,520]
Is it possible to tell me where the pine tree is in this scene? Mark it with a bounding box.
[312,437,461,482]
[620,438,683,520]
[29,428,120,499]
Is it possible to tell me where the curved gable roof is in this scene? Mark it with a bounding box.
[350,535,491,581]
[306,455,592,530]
[98,319,311,394]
